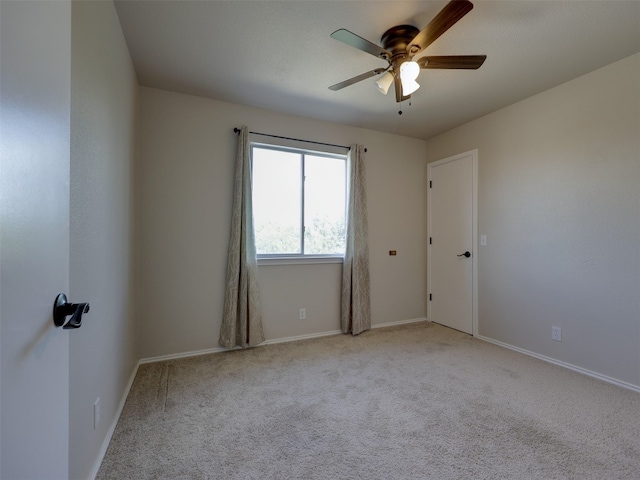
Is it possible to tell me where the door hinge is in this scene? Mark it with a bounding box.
[429,180,432,188]
[429,237,432,245]
[429,293,432,301]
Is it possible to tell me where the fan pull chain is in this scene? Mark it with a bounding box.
[398,100,412,116]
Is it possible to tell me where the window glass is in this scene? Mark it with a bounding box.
[252,147,302,254]
[304,155,346,255]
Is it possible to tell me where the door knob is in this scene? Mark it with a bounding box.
[457,251,471,258]
[53,293,90,329]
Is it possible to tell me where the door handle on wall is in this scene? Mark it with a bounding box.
[53,293,90,329]
[457,251,471,258]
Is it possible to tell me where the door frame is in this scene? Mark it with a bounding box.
[427,149,478,336]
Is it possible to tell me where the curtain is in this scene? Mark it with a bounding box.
[341,144,371,335]
[219,126,265,348]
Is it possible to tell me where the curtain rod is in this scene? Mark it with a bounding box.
[233,128,366,152]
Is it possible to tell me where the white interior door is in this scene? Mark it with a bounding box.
[428,150,477,335]
[1,1,71,477]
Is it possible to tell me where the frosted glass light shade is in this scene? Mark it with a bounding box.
[400,61,420,81]
[374,71,394,95]
[400,61,420,95]
[401,79,420,95]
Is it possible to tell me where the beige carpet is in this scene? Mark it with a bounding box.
[97,322,639,479]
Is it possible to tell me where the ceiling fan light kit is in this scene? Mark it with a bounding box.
[374,71,394,95]
[400,61,421,95]
[329,0,486,104]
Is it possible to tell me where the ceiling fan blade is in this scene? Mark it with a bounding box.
[407,0,474,56]
[330,29,391,59]
[329,68,387,91]
[418,55,486,69]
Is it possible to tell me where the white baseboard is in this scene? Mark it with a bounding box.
[372,317,428,329]
[262,318,428,345]
[139,346,229,364]
[476,335,640,393]
[89,360,140,480]
[139,317,429,364]
[261,329,342,345]
[138,332,344,364]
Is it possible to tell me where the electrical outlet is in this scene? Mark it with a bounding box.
[552,326,562,342]
[93,398,101,429]
[299,308,306,320]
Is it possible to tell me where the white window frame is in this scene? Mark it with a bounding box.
[250,136,347,266]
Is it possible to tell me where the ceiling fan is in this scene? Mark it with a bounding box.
[329,0,486,103]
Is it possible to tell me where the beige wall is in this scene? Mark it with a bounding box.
[70,1,139,478]
[136,88,428,358]
[425,53,640,388]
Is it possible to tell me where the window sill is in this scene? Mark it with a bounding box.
[257,256,344,266]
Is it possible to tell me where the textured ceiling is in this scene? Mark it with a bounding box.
[114,0,640,140]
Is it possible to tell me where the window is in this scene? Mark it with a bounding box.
[251,143,347,260]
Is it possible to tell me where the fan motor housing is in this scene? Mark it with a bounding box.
[380,25,420,56]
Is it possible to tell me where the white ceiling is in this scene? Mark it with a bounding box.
[114,0,640,140]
